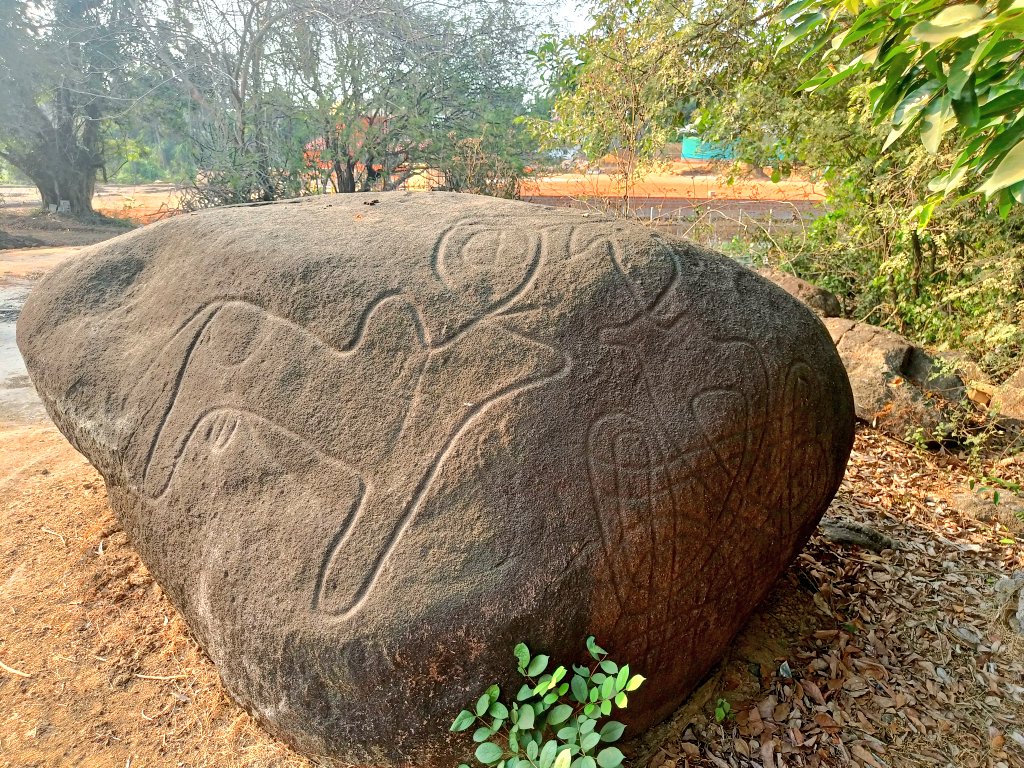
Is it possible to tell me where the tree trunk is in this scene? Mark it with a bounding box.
[334,157,356,193]
[31,163,96,215]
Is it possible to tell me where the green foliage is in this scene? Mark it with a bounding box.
[774,134,1024,376]
[0,0,148,213]
[781,0,1024,217]
[714,698,733,723]
[451,637,645,768]
[526,5,679,179]
[159,0,538,205]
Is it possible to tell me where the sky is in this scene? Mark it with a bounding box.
[549,0,593,34]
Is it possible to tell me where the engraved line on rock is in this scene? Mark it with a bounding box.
[427,219,545,346]
[141,294,427,498]
[140,282,567,618]
[316,323,573,620]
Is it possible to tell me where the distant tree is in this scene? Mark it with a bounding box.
[145,0,537,206]
[0,0,141,214]
[525,0,801,208]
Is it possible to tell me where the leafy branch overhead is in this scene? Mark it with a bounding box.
[451,637,645,768]
[780,0,1024,219]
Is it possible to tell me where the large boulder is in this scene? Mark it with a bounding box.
[824,318,964,438]
[17,193,855,766]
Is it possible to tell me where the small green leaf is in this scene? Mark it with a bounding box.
[947,48,974,99]
[614,692,627,708]
[527,740,539,761]
[596,747,625,768]
[599,660,618,675]
[911,4,988,44]
[779,11,825,52]
[452,710,476,732]
[580,731,601,751]
[553,749,572,768]
[979,138,1024,196]
[540,740,558,768]
[585,637,607,659]
[548,704,574,725]
[518,704,535,730]
[583,702,597,717]
[778,0,816,22]
[893,82,939,128]
[599,721,626,742]
[489,702,509,719]
[625,675,645,692]
[557,725,579,741]
[474,726,492,743]
[516,684,533,701]
[600,699,613,716]
[476,742,504,765]
[615,666,629,691]
[920,94,952,154]
[571,675,588,702]
[486,685,500,702]
[579,758,597,768]
[514,643,531,671]
[979,90,1024,121]
[527,655,550,677]
[476,695,490,716]
[914,199,938,231]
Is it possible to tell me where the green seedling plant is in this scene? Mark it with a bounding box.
[451,636,645,768]
[714,698,733,724]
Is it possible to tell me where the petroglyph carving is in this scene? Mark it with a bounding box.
[143,290,567,617]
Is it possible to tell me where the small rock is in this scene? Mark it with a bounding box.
[994,572,1024,634]
[992,364,1024,425]
[754,267,841,317]
[823,318,965,440]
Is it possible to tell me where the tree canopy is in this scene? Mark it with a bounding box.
[0,0,541,211]
[781,0,1024,222]
[0,0,144,213]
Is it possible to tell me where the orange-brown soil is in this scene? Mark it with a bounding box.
[521,161,826,202]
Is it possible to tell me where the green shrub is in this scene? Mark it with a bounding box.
[451,637,645,768]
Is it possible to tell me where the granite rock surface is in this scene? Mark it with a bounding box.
[18,193,855,765]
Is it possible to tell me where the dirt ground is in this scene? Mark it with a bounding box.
[2,180,1023,768]
[521,161,826,203]
[1,184,181,226]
